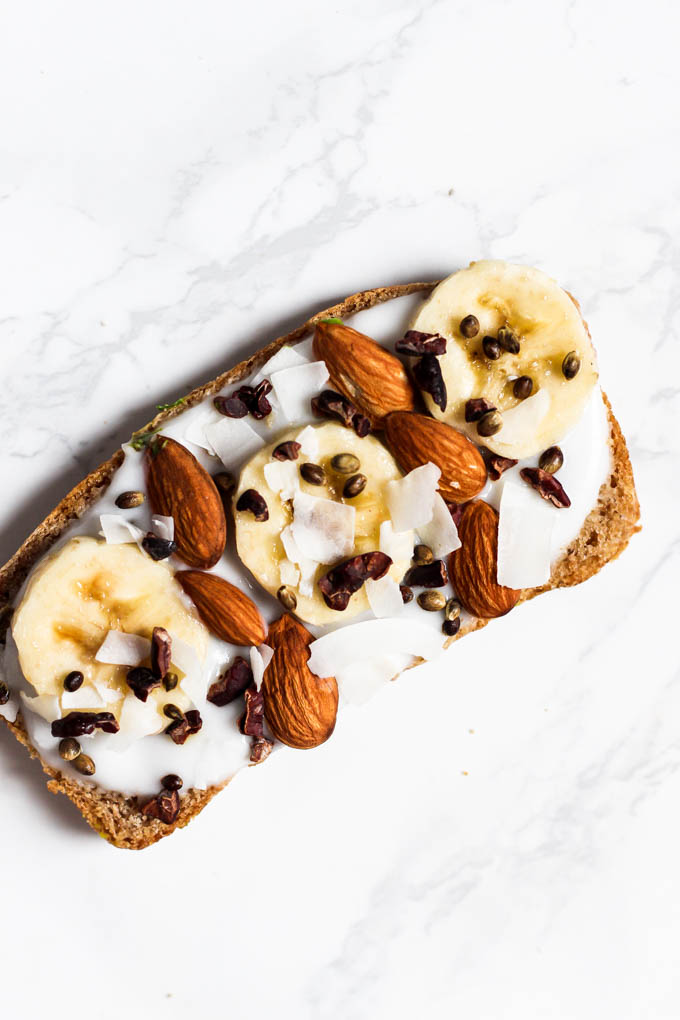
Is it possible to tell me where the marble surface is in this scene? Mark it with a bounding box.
[0,1,676,1016]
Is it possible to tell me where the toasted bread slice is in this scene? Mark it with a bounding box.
[0,282,640,849]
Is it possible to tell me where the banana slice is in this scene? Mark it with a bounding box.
[12,537,207,715]
[410,261,598,458]
[235,423,413,625]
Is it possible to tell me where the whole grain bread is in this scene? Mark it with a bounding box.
[0,281,640,849]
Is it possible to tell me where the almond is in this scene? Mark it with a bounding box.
[176,570,267,646]
[261,613,338,749]
[384,411,487,502]
[313,321,416,429]
[448,501,519,619]
[145,436,226,569]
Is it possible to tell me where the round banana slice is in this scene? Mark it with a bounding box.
[235,423,413,626]
[410,261,598,458]
[12,537,207,712]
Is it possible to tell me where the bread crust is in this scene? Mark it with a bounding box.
[0,281,640,849]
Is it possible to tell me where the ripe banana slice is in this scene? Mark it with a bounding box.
[12,537,207,716]
[235,423,413,625]
[410,261,598,458]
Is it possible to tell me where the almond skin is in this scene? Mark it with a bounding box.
[262,614,338,749]
[313,321,416,429]
[449,501,520,618]
[145,436,226,569]
[384,411,487,502]
[176,570,267,646]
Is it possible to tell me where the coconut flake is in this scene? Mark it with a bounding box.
[99,515,145,546]
[365,575,404,618]
[0,692,17,723]
[264,460,300,501]
[379,520,413,563]
[386,463,441,532]
[295,425,319,460]
[95,631,150,667]
[151,514,174,542]
[279,559,301,587]
[308,619,444,678]
[418,494,461,558]
[94,680,123,705]
[183,408,223,454]
[497,475,556,587]
[337,652,414,706]
[270,362,329,423]
[252,345,309,385]
[281,525,319,596]
[61,684,106,711]
[250,644,274,691]
[114,694,165,749]
[496,388,551,445]
[291,491,355,564]
[204,417,264,473]
[20,692,61,723]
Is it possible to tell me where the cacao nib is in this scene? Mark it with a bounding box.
[213,395,249,418]
[481,448,518,481]
[403,560,449,588]
[311,389,371,437]
[141,788,180,825]
[318,551,392,612]
[126,666,162,702]
[413,354,447,412]
[445,500,465,528]
[166,708,203,745]
[151,626,172,679]
[240,685,265,738]
[465,398,496,423]
[51,712,120,739]
[208,656,253,707]
[250,736,274,764]
[142,534,177,561]
[236,488,269,521]
[395,330,447,356]
[520,468,572,508]
[400,584,414,604]
[272,441,301,461]
[246,380,273,420]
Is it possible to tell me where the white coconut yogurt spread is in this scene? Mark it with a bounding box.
[0,275,613,800]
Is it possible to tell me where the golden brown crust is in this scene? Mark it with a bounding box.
[0,279,640,849]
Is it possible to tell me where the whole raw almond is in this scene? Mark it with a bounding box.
[448,501,520,618]
[384,411,487,502]
[262,613,338,749]
[145,436,226,569]
[176,570,267,646]
[313,321,416,429]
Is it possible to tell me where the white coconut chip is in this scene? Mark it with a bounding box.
[336,652,415,706]
[99,515,145,546]
[20,692,61,723]
[251,345,309,385]
[295,424,320,460]
[113,695,165,750]
[279,559,301,587]
[182,408,223,454]
[270,362,329,423]
[365,575,404,618]
[250,644,275,691]
[61,684,106,711]
[95,631,151,667]
[264,460,300,501]
[291,491,355,564]
[418,494,461,559]
[495,387,550,445]
[94,680,124,705]
[308,619,444,678]
[151,514,174,542]
[281,526,319,597]
[204,417,264,473]
[379,520,413,563]
[386,462,441,532]
[497,475,556,588]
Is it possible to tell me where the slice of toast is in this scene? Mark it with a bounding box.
[0,281,640,849]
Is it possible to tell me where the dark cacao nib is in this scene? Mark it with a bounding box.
[445,500,466,528]
[465,398,496,423]
[240,685,265,738]
[126,666,162,703]
[214,395,249,418]
[403,560,449,588]
[166,709,203,745]
[250,737,274,764]
[395,330,447,356]
[151,626,172,680]
[318,551,392,612]
[272,441,302,461]
[215,380,273,421]
[413,354,447,412]
[142,534,177,561]
[236,488,269,521]
[311,389,371,437]
[243,380,273,420]
[520,468,571,508]
[141,788,181,825]
[481,448,518,481]
[400,585,414,604]
[208,656,253,707]
[51,711,120,739]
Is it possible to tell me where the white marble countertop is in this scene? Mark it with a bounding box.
[0,1,676,1017]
